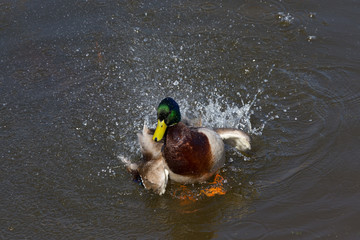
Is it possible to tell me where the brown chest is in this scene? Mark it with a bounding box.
[164,127,212,176]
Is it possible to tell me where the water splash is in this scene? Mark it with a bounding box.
[113,89,271,172]
[179,90,266,136]
[277,12,295,26]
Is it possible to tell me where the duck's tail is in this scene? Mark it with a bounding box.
[214,128,252,154]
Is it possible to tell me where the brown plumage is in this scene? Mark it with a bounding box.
[164,122,212,176]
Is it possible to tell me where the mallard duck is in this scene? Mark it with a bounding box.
[123,97,251,195]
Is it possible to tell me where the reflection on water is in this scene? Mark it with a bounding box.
[1,0,360,239]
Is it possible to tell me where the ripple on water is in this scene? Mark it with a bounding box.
[259,64,355,190]
[198,2,220,13]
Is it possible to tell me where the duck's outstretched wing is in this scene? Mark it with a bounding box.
[214,128,251,154]
[137,124,163,161]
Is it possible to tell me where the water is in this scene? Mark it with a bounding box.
[1,0,360,239]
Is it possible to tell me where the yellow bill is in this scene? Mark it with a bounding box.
[153,120,167,142]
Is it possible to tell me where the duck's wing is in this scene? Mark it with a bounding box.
[137,124,163,161]
[214,128,251,154]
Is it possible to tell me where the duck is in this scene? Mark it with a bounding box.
[123,97,252,195]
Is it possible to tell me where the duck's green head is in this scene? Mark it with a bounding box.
[153,97,181,142]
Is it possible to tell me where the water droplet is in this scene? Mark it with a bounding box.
[307,35,317,42]
[308,12,317,18]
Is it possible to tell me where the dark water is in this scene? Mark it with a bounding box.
[1,0,360,239]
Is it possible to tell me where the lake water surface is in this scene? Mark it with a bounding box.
[1,0,360,239]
